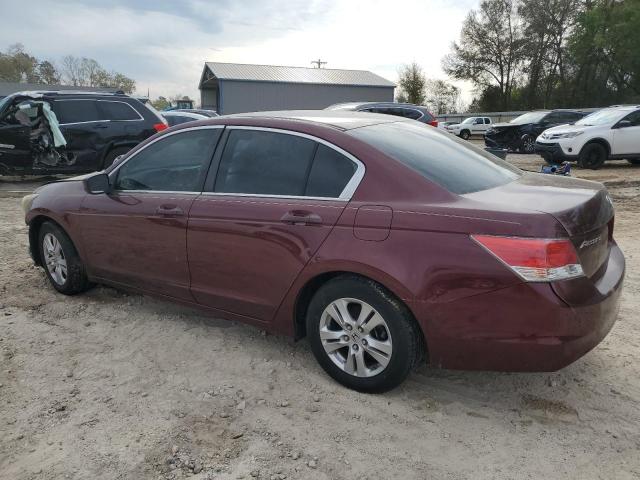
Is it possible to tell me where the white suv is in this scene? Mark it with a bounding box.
[535,105,640,169]
[446,116,492,140]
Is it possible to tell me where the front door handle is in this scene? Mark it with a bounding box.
[156,204,184,216]
[280,210,322,225]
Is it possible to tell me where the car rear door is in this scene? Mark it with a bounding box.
[51,98,108,172]
[612,110,640,155]
[77,126,223,300]
[187,126,363,323]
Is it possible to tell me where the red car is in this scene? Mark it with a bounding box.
[22,111,624,392]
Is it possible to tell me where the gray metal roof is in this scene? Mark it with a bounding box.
[202,62,395,88]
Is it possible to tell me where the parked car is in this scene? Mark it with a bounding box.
[535,105,640,169]
[485,110,587,153]
[325,102,438,127]
[162,110,211,127]
[171,108,219,118]
[438,121,457,130]
[0,91,168,175]
[446,116,492,139]
[22,111,623,392]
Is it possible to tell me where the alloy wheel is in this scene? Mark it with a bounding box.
[43,233,67,285]
[522,136,535,153]
[319,298,393,377]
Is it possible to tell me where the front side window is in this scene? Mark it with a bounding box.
[620,110,640,127]
[52,100,102,124]
[349,121,520,195]
[214,130,316,196]
[99,101,141,121]
[115,129,221,192]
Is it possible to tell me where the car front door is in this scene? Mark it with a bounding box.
[0,107,31,173]
[612,110,640,155]
[77,126,223,300]
[187,127,363,323]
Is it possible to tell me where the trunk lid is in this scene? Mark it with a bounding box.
[465,172,614,279]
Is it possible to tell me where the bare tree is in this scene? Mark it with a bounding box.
[426,79,461,114]
[442,0,525,110]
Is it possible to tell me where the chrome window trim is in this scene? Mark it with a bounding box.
[107,124,366,201]
[219,125,365,200]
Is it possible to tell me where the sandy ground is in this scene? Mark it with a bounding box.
[1,153,640,480]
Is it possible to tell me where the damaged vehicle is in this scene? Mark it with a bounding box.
[0,91,168,176]
[484,110,587,153]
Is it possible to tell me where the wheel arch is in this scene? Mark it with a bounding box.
[28,215,78,266]
[580,138,611,157]
[290,269,427,361]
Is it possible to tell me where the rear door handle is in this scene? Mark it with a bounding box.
[156,205,184,216]
[280,210,322,225]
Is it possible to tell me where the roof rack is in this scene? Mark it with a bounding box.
[14,90,127,97]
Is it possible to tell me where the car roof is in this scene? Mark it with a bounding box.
[326,101,431,111]
[224,110,411,131]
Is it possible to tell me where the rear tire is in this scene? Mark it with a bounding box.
[460,130,471,140]
[38,222,91,295]
[102,146,131,170]
[306,275,422,393]
[579,143,607,170]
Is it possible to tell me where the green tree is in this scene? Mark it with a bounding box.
[396,63,427,105]
[151,96,170,110]
[37,60,61,84]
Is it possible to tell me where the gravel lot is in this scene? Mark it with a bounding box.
[1,152,639,479]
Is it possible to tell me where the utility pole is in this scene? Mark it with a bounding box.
[311,58,327,69]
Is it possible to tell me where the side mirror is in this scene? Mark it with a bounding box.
[614,120,632,129]
[84,172,111,194]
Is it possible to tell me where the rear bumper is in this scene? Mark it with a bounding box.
[534,141,579,161]
[413,245,624,371]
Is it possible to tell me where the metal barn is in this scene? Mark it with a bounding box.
[199,62,395,114]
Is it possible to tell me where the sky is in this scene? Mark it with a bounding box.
[0,0,479,105]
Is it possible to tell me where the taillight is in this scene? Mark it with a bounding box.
[153,123,168,133]
[429,120,438,127]
[471,235,584,282]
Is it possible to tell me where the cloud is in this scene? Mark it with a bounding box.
[0,0,478,104]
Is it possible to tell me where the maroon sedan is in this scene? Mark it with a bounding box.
[22,111,624,392]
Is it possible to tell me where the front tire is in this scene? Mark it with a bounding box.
[306,275,422,393]
[460,130,471,140]
[520,135,535,154]
[39,222,91,295]
[579,143,607,169]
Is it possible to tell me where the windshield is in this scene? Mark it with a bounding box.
[576,108,627,126]
[461,117,475,124]
[510,111,549,124]
[349,121,521,195]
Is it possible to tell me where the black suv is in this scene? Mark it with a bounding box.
[325,102,438,127]
[0,91,168,175]
[484,109,587,153]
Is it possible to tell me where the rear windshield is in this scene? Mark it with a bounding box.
[348,121,521,194]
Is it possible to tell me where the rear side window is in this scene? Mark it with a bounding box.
[214,130,316,196]
[306,145,357,197]
[165,115,193,127]
[402,109,423,120]
[53,100,102,124]
[115,129,221,192]
[99,101,141,121]
[349,122,520,195]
